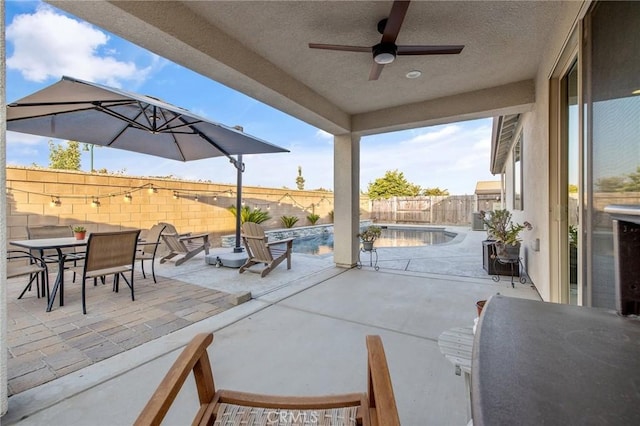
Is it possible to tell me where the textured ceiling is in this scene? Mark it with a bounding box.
[49,1,580,135]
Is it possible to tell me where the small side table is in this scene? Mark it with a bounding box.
[356,247,379,271]
[438,326,474,422]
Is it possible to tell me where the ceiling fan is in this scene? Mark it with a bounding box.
[308,0,464,81]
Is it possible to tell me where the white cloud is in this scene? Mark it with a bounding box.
[6,5,151,87]
[315,129,333,140]
[360,120,496,194]
[6,131,49,146]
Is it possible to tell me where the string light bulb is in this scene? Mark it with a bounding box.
[91,198,101,208]
[49,196,61,207]
[194,195,199,202]
[148,185,157,194]
[173,191,178,199]
[124,193,132,203]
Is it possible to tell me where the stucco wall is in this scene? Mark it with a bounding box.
[515,1,585,301]
[5,167,366,244]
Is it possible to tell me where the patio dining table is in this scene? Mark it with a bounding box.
[10,236,88,312]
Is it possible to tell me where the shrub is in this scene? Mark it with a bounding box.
[228,205,271,224]
[281,215,299,228]
[307,213,320,225]
[328,210,334,222]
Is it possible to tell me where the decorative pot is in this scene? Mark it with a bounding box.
[495,241,520,261]
[362,240,374,251]
[74,232,86,240]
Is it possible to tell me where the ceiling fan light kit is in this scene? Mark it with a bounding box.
[308,0,464,80]
[373,43,397,64]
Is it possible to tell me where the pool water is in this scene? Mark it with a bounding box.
[292,227,455,255]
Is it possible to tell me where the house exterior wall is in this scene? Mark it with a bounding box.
[501,1,585,302]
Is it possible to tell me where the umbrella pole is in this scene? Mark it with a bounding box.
[234,154,243,253]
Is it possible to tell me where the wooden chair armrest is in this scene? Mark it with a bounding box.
[178,232,209,242]
[366,335,400,425]
[266,237,295,247]
[134,333,215,426]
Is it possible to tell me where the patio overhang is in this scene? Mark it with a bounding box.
[490,114,521,175]
[48,0,559,134]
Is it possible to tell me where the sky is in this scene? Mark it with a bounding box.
[5,1,498,194]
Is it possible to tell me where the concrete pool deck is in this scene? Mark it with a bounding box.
[3,226,542,425]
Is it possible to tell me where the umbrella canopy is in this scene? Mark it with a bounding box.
[6,76,288,161]
[7,76,289,252]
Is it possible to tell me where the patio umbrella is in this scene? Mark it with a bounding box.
[6,75,289,250]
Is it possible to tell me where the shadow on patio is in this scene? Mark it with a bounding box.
[3,228,541,425]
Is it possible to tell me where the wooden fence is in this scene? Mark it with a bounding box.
[370,195,497,225]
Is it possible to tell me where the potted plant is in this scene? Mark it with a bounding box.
[358,225,382,251]
[569,224,578,284]
[481,209,532,261]
[73,226,87,240]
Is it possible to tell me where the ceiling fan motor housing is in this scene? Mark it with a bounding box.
[373,43,397,64]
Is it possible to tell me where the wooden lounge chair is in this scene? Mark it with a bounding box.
[239,222,294,277]
[136,223,166,282]
[135,333,400,426]
[159,223,210,266]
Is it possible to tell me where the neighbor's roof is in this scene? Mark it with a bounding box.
[475,180,502,195]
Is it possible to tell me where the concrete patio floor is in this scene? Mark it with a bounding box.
[3,227,541,425]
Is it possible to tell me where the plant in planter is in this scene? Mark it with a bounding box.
[357,225,382,251]
[569,224,578,284]
[306,213,320,225]
[280,215,299,228]
[73,226,87,240]
[481,209,532,261]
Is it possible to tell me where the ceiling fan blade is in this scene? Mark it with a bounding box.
[381,1,411,44]
[397,45,465,55]
[308,43,371,53]
[369,62,385,81]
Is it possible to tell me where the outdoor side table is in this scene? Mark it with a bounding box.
[356,247,379,271]
[438,326,474,422]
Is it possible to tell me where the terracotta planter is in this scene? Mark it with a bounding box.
[476,300,486,316]
[74,232,86,240]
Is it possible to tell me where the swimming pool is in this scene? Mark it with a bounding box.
[292,226,456,255]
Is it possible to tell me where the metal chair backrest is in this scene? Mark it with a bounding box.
[26,225,74,257]
[83,230,140,275]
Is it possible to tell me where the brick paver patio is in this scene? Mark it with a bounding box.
[6,270,236,396]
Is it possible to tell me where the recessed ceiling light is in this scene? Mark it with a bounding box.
[406,70,422,79]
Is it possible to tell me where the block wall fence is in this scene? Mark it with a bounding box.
[5,167,370,244]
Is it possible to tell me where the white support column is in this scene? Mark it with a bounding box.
[333,133,360,268]
[1,0,8,415]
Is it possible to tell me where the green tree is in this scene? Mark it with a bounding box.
[49,140,81,170]
[422,187,450,196]
[595,176,626,192]
[623,166,640,192]
[366,170,421,200]
[296,165,305,190]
